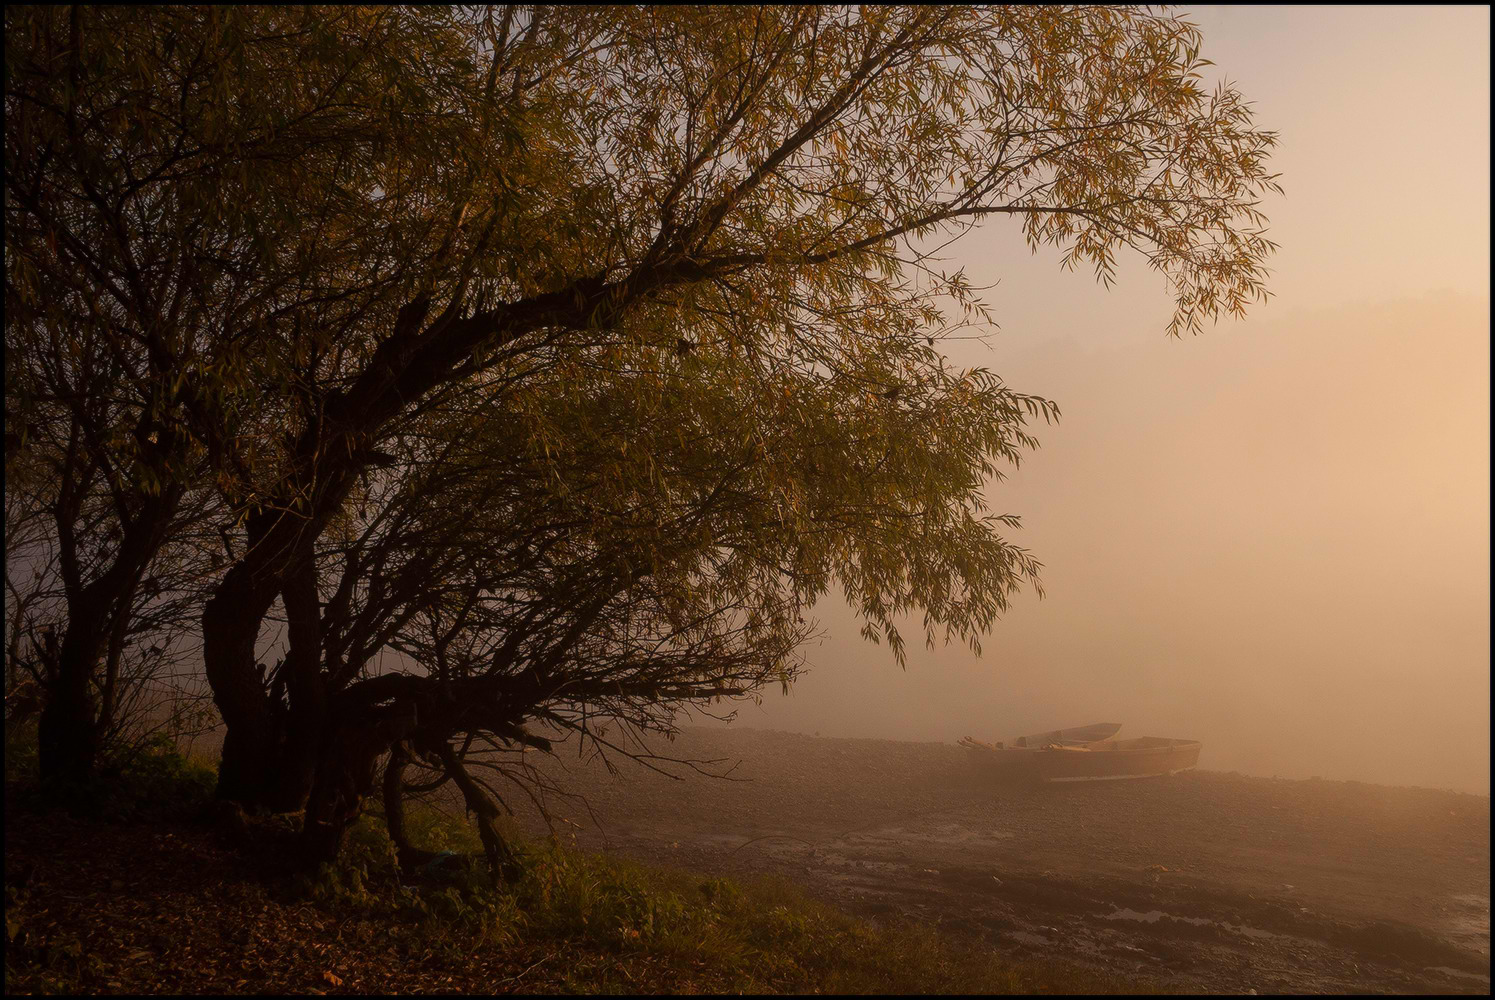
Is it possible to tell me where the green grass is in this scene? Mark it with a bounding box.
[311,799,1157,994]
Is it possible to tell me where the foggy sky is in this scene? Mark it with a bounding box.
[710,6,1492,794]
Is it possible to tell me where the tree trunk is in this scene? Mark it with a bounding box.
[203,558,281,807]
[298,754,376,869]
[382,741,425,871]
[36,621,103,785]
[40,484,178,786]
[203,488,350,810]
[268,541,328,811]
[435,740,521,883]
[298,712,397,868]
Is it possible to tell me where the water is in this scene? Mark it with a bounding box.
[1103,907,1310,945]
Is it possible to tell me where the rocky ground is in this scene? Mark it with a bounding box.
[493,726,1491,994]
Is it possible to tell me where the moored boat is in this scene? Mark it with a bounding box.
[959,722,1122,781]
[1030,736,1202,782]
[959,726,1201,783]
[1011,722,1121,747]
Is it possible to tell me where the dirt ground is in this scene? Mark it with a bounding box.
[492,726,1490,994]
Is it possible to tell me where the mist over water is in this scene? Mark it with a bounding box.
[712,294,1490,795]
[707,6,1492,797]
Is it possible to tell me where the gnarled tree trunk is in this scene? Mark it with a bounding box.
[202,557,283,807]
[37,623,103,786]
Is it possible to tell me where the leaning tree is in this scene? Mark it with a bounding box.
[5,5,1278,849]
[284,324,1060,865]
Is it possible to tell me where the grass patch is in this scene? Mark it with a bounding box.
[300,801,1160,993]
[5,738,1161,994]
[4,725,217,823]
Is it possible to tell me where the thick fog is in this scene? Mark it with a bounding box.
[709,6,1492,795]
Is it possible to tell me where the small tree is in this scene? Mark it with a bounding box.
[3,302,221,784]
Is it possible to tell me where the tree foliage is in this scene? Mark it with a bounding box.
[5,5,1278,867]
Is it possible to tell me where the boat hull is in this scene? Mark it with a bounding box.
[961,722,1129,782]
[1030,737,1202,782]
[1013,722,1121,747]
[964,746,1042,781]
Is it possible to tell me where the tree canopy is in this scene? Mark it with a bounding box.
[5,5,1278,869]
